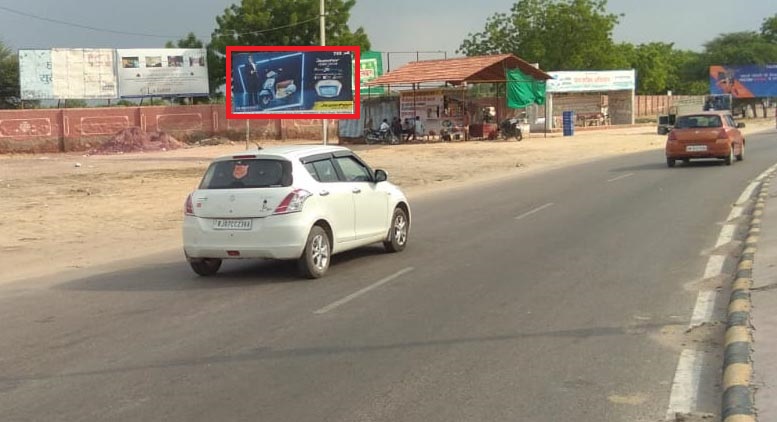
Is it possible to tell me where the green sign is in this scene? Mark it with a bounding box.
[358,51,384,96]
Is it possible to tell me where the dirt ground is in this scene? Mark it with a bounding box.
[2,120,775,284]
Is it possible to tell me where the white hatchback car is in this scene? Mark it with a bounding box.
[183,145,411,278]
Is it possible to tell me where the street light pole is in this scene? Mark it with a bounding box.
[320,0,328,146]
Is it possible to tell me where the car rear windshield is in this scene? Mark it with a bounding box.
[199,159,292,189]
[674,115,723,129]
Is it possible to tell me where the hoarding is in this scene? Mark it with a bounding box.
[226,45,359,119]
[19,48,116,99]
[359,51,384,96]
[709,64,777,98]
[51,48,117,99]
[116,48,209,98]
[546,70,635,93]
[18,50,53,100]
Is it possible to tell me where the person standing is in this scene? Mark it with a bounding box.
[245,55,260,107]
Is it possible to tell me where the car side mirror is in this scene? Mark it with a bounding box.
[374,169,388,183]
[736,122,746,128]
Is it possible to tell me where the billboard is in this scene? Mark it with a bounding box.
[226,45,359,119]
[709,64,777,98]
[116,48,209,98]
[19,48,116,99]
[18,50,53,100]
[546,70,635,93]
[359,51,384,96]
[51,48,117,99]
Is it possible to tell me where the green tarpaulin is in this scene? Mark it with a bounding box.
[506,69,546,108]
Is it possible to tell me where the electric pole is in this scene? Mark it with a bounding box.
[320,0,328,146]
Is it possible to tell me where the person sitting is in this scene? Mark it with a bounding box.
[379,118,390,133]
[403,118,414,141]
[414,116,425,141]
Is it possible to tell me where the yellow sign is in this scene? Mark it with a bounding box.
[312,101,354,111]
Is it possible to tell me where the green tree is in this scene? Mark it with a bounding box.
[209,0,370,92]
[458,0,623,71]
[703,31,777,65]
[0,40,20,109]
[761,14,777,43]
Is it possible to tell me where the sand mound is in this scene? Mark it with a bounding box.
[90,127,184,154]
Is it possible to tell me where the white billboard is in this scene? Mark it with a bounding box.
[19,50,54,100]
[51,48,117,99]
[547,70,635,93]
[116,48,209,98]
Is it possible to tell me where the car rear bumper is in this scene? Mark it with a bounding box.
[182,214,309,260]
[666,143,731,159]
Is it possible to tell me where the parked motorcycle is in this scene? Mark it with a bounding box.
[365,128,399,145]
[499,117,523,141]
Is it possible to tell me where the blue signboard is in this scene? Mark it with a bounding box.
[709,64,777,98]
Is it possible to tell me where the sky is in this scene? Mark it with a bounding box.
[0,0,774,71]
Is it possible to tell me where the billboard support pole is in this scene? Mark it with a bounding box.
[320,0,328,146]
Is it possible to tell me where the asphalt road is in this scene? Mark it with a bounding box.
[2,130,776,422]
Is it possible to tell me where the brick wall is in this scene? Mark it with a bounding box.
[0,105,338,153]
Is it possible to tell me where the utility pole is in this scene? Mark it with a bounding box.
[320,0,328,146]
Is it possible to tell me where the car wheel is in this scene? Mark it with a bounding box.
[189,258,222,276]
[667,158,676,168]
[736,143,744,161]
[724,146,734,166]
[384,207,409,253]
[298,225,330,279]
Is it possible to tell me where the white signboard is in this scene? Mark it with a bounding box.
[546,70,635,93]
[51,48,117,99]
[116,48,209,97]
[19,50,54,100]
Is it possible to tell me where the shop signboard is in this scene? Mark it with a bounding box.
[709,64,777,98]
[116,48,209,98]
[546,70,635,93]
[227,45,359,119]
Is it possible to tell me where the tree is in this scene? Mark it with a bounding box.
[703,31,777,65]
[209,0,370,92]
[0,40,20,109]
[458,0,623,71]
[762,14,777,43]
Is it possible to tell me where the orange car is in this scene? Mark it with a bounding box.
[665,111,745,167]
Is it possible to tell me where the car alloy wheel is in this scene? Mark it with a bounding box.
[384,207,409,252]
[298,226,330,279]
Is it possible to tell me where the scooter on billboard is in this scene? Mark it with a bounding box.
[258,68,297,110]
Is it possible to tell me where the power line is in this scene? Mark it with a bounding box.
[0,5,324,41]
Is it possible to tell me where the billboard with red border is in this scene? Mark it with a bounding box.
[226,45,360,119]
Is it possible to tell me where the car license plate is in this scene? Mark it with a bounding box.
[214,219,252,230]
[686,145,707,152]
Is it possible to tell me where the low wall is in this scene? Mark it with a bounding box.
[0,105,338,153]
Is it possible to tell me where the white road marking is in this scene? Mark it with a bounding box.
[727,206,744,222]
[689,290,717,329]
[735,181,759,205]
[606,173,635,183]
[314,267,414,314]
[715,224,737,248]
[702,255,726,280]
[666,349,704,419]
[515,202,554,220]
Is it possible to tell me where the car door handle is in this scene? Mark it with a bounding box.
[319,190,329,196]
[352,188,361,194]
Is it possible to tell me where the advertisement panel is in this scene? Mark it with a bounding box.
[18,50,54,100]
[51,48,117,99]
[709,64,777,98]
[546,70,635,93]
[399,89,465,135]
[116,48,209,98]
[359,51,384,96]
[226,45,359,119]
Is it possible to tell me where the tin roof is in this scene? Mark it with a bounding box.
[366,54,552,86]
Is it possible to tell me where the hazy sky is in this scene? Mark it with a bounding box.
[0,0,773,70]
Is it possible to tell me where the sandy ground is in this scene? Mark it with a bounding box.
[2,120,774,283]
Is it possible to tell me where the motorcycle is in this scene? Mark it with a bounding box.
[499,117,523,141]
[365,128,399,145]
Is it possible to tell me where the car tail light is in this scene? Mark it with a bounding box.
[184,193,194,216]
[274,189,312,215]
[232,154,256,159]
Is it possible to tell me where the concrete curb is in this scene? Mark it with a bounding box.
[722,175,774,422]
